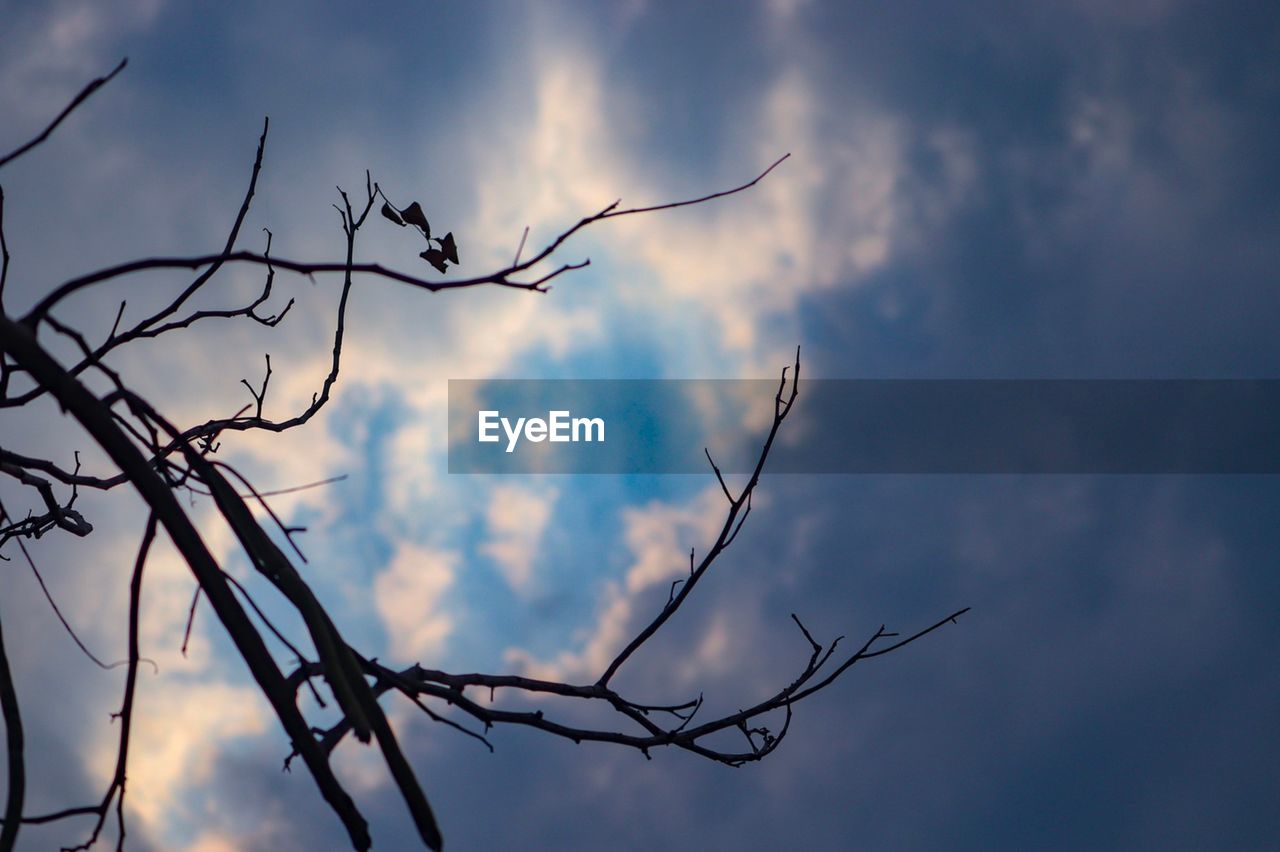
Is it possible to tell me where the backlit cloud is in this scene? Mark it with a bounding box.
[373,541,458,662]
[480,484,560,595]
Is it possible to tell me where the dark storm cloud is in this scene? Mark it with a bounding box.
[785,1,1280,377]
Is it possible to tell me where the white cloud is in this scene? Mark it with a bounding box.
[674,609,734,685]
[373,541,457,662]
[187,834,241,852]
[504,485,729,683]
[453,35,978,374]
[480,484,559,594]
[1,0,163,123]
[106,680,270,833]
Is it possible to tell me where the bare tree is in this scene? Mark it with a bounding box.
[0,61,968,851]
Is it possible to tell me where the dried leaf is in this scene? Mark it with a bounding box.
[380,202,405,226]
[420,248,448,274]
[439,231,459,265]
[401,202,431,237]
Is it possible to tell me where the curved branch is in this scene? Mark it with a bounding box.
[0,59,127,171]
[282,356,968,774]
[597,349,800,688]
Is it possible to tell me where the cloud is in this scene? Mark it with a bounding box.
[480,483,559,594]
[0,0,162,121]
[110,680,271,836]
[187,834,240,852]
[8,4,1279,849]
[453,28,979,372]
[373,541,458,662]
[617,67,907,354]
[504,485,728,682]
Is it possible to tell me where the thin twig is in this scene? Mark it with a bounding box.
[0,58,127,170]
[16,539,150,673]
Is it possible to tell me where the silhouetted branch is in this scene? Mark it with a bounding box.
[55,514,156,852]
[278,359,967,768]
[604,153,790,218]
[0,62,968,852]
[0,58,127,170]
[0,187,11,311]
[19,151,789,326]
[14,537,152,673]
[597,349,801,689]
[0,315,374,850]
[0,458,92,546]
[0,605,25,852]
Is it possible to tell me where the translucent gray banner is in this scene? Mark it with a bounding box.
[447,380,1280,474]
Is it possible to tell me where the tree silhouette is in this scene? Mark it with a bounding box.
[0,61,967,850]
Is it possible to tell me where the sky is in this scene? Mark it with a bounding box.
[1,1,1279,849]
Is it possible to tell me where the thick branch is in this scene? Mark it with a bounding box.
[0,316,373,851]
[0,608,24,852]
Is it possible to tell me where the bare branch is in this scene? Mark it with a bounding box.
[0,187,11,309]
[602,153,790,219]
[15,538,149,673]
[0,605,25,851]
[597,349,801,688]
[21,152,790,328]
[513,225,530,266]
[0,67,968,850]
[0,58,127,170]
[0,316,374,850]
[56,514,156,852]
